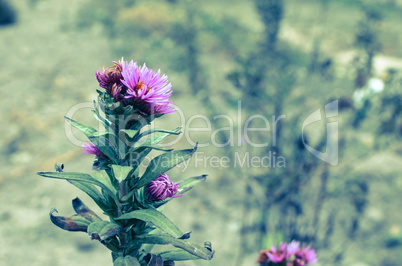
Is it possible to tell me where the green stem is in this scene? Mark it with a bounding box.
[118,180,128,250]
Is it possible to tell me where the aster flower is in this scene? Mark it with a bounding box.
[121,60,175,115]
[286,240,300,258]
[305,248,317,264]
[96,59,175,115]
[287,246,317,266]
[96,61,123,91]
[267,243,287,263]
[147,173,182,201]
[297,246,317,264]
[81,142,103,157]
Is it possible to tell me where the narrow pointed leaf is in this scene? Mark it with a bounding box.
[92,100,111,128]
[89,132,119,160]
[128,128,182,167]
[127,127,182,155]
[137,145,197,189]
[140,127,181,145]
[65,116,117,160]
[116,209,183,238]
[130,148,152,169]
[158,249,201,261]
[177,175,207,194]
[88,221,122,241]
[92,171,118,194]
[130,144,173,153]
[120,188,137,202]
[37,172,119,206]
[65,116,97,137]
[134,235,214,260]
[137,127,182,142]
[68,180,111,215]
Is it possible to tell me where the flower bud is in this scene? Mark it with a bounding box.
[146,174,182,201]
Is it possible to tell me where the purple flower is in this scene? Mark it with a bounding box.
[286,240,300,258]
[121,60,174,114]
[289,246,317,266]
[300,247,317,264]
[258,241,317,266]
[147,174,182,201]
[96,61,123,91]
[81,142,103,157]
[96,59,175,115]
[266,243,287,263]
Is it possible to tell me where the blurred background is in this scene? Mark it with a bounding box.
[1,0,402,265]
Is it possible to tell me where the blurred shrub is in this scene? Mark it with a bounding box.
[0,0,16,26]
[117,2,173,35]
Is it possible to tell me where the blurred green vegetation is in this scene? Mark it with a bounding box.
[1,0,402,265]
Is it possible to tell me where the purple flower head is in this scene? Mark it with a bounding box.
[81,142,103,157]
[287,240,300,258]
[266,243,287,263]
[290,246,317,265]
[147,174,182,201]
[96,61,123,91]
[121,60,175,115]
[300,246,317,264]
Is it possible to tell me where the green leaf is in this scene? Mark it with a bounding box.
[177,175,207,194]
[113,256,141,266]
[111,165,133,183]
[137,144,197,189]
[127,127,182,155]
[37,172,119,207]
[88,132,119,160]
[140,243,155,254]
[129,144,173,153]
[137,127,182,142]
[134,235,214,260]
[65,116,97,137]
[68,180,111,215]
[158,249,201,261]
[130,148,152,169]
[92,100,112,128]
[116,209,183,238]
[128,127,182,168]
[120,129,140,139]
[92,170,118,194]
[65,116,118,161]
[140,127,181,145]
[88,221,121,241]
